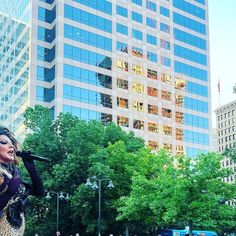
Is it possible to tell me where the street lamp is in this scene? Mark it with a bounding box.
[45,191,70,234]
[85,177,115,236]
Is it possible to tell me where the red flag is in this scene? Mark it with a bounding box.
[218,80,221,93]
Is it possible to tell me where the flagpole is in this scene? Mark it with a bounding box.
[218,79,221,106]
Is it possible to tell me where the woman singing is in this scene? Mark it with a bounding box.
[0,126,44,236]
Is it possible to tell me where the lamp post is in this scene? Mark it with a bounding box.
[45,191,70,234]
[85,177,115,236]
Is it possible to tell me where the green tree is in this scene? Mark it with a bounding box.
[21,105,144,235]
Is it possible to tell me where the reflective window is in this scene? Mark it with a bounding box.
[117,116,129,127]
[64,85,112,108]
[163,125,172,135]
[40,0,55,3]
[132,11,143,23]
[160,6,170,17]
[186,147,207,158]
[132,101,144,112]
[64,4,112,33]
[117,78,128,89]
[161,90,171,101]
[174,77,186,90]
[37,66,55,82]
[147,51,157,63]
[64,64,112,89]
[163,143,173,152]
[148,122,158,133]
[161,56,171,67]
[132,82,144,93]
[194,0,205,5]
[117,60,128,71]
[147,69,157,80]
[147,34,157,45]
[146,0,156,12]
[63,105,112,124]
[64,24,112,51]
[36,86,55,102]
[160,39,170,50]
[132,29,143,41]
[133,119,144,130]
[174,28,206,50]
[184,113,209,129]
[117,23,128,35]
[148,104,158,115]
[117,41,128,53]
[132,64,144,75]
[73,0,112,15]
[148,141,159,150]
[173,12,206,35]
[161,73,171,84]
[132,46,143,58]
[175,95,184,107]
[132,0,142,6]
[176,111,184,124]
[184,130,209,145]
[146,17,156,29]
[187,81,208,97]
[162,108,172,118]
[116,5,128,18]
[176,128,184,140]
[173,0,205,20]
[37,46,55,62]
[184,97,208,113]
[64,44,112,70]
[160,23,170,33]
[174,44,207,66]
[117,97,129,108]
[38,26,55,43]
[38,6,56,23]
[176,146,185,156]
[147,87,158,97]
[174,61,207,81]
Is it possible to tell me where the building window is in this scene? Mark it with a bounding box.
[163,125,172,135]
[117,116,129,127]
[147,69,157,80]
[160,39,170,50]
[175,77,186,90]
[162,108,172,118]
[117,41,128,53]
[147,87,158,97]
[175,95,184,107]
[176,128,184,140]
[133,119,144,130]
[116,60,128,71]
[176,111,184,124]
[117,97,129,108]
[148,104,158,115]
[132,46,143,58]
[148,122,158,133]
[148,141,158,150]
[117,78,128,89]
[163,143,173,152]
[176,145,184,156]
[132,64,144,75]
[132,101,144,112]
[161,73,171,83]
[132,82,144,93]
[161,90,171,101]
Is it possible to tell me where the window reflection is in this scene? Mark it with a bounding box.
[117,116,129,127]
[117,78,128,89]
[163,143,173,152]
[175,111,184,123]
[132,101,144,112]
[147,86,158,97]
[161,73,171,83]
[148,104,158,115]
[132,64,144,75]
[117,60,128,71]
[117,97,129,108]
[176,145,184,156]
[176,128,184,140]
[148,122,158,133]
[132,46,143,58]
[132,82,144,93]
[175,77,186,90]
[148,141,159,150]
[163,125,172,135]
[133,119,144,130]
[147,69,157,80]
[161,90,171,101]
[162,108,172,118]
[175,95,184,107]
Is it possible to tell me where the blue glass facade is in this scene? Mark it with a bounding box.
[0,0,211,157]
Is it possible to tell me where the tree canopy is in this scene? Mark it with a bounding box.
[20,105,236,236]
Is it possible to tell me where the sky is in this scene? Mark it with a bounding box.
[208,0,236,126]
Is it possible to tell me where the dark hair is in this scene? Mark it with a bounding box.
[0,126,18,151]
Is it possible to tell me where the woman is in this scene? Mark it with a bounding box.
[0,126,44,235]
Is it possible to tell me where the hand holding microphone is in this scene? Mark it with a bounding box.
[16,151,50,163]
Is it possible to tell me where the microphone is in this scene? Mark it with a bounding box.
[16,151,50,163]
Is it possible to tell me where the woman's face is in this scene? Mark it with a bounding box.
[0,134,16,164]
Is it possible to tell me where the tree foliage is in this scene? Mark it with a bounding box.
[20,105,236,236]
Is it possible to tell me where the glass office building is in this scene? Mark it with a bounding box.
[0,0,211,157]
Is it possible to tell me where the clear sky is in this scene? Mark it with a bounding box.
[208,0,236,126]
